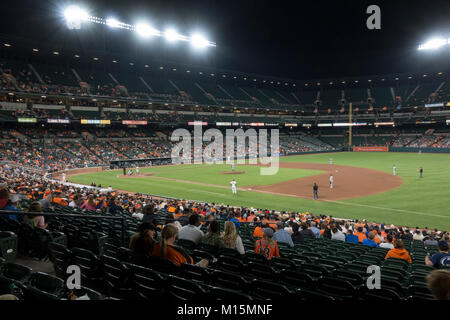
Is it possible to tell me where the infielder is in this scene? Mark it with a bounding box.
[393,164,396,176]
[230,179,237,194]
[329,174,334,189]
[62,172,66,183]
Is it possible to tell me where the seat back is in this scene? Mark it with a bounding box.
[48,242,72,279]
[250,279,293,300]
[129,264,166,300]
[25,272,65,300]
[166,275,207,301]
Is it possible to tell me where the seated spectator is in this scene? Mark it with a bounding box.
[80,195,97,211]
[202,220,225,248]
[425,241,450,268]
[129,223,157,255]
[426,270,450,300]
[291,223,304,244]
[413,229,424,241]
[379,234,394,249]
[152,224,208,267]
[273,221,294,247]
[176,209,190,226]
[354,226,367,243]
[331,226,346,242]
[362,232,378,247]
[222,221,245,254]
[0,190,22,221]
[385,239,412,263]
[345,230,359,244]
[284,221,294,234]
[253,221,265,238]
[300,222,315,239]
[23,202,47,229]
[229,213,240,228]
[254,228,280,260]
[309,221,320,238]
[177,213,204,245]
[141,205,157,225]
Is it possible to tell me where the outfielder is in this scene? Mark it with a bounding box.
[231,163,235,172]
[329,174,334,189]
[62,172,66,183]
[230,179,237,194]
[393,164,396,176]
[329,157,333,165]
[136,165,140,174]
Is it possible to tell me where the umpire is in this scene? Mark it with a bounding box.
[419,167,423,179]
[313,182,319,200]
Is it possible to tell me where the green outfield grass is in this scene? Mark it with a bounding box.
[69,152,450,230]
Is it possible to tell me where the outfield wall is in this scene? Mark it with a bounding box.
[389,147,450,153]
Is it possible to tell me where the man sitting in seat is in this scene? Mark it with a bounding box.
[426,241,450,268]
[273,221,294,247]
[254,228,280,260]
[362,232,379,248]
[345,229,359,244]
[177,213,204,245]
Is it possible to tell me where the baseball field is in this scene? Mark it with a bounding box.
[68,152,450,230]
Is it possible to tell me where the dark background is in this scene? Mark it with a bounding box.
[0,0,449,80]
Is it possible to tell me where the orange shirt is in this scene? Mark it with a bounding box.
[385,248,412,263]
[253,226,263,238]
[354,232,367,243]
[53,197,68,206]
[254,239,280,260]
[151,243,193,266]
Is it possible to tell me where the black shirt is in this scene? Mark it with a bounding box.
[313,185,318,191]
[291,231,305,243]
[176,215,190,226]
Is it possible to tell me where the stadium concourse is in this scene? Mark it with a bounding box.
[0,50,449,302]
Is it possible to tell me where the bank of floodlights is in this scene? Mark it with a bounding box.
[417,37,450,51]
[63,5,216,48]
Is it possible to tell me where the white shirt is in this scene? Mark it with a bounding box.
[230,181,236,187]
[331,230,346,241]
[178,225,204,245]
[379,242,394,249]
[330,176,334,182]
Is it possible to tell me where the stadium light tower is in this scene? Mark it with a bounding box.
[418,37,449,51]
[64,5,88,29]
[62,4,216,47]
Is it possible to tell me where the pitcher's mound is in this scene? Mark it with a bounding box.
[220,171,245,175]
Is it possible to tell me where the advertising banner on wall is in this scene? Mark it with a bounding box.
[353,146,389,152]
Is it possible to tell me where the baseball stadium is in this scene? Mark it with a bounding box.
[0,0,449,307]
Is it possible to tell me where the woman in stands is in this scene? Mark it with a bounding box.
[23,202,47,229]
[384,239,412,263]
[129,223,157,255]
[152,223,209,267]
[202,220,225,248]
[80,194,97,211]
[222,221,245,254]
[254,228,280,260]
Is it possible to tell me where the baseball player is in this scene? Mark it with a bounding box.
[393,164,396,176]
[313,182,319,200]
[419,167,423,179]
[329,157,333,165]
[136,165,140,174]
[329,174,334,189]
[231,163,235,172]
[62,172,66,183]
[230,179,237,194]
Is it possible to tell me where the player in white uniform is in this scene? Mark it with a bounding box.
[62,172,66,183]
[393,164,396,176]
[329,174,334,189]
[230,179,237,194]
[329,157,333,165]
[136,166,139,174]
[231,163,235,172]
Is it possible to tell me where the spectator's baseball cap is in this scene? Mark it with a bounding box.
[438,241,449,251]
[9,194,20,203]
[263,228,274,237]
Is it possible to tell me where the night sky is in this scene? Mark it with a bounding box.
[0,0,449,80]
